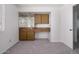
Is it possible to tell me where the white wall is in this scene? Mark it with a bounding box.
[0,5,3,30]
[60,5,73,49]
[0,5,19,53]
[17,5,61,42]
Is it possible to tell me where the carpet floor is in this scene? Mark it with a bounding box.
[5,39,77,54]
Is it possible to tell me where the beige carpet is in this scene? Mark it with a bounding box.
[5,39,76,54]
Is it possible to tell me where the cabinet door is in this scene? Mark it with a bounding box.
[41,14,49,24]
[26,28,35,40]
[19,28,27,40]
[35,14,42,24]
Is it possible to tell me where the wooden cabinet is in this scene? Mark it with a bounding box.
[19,28,35,41]
[35,14,41,24]
[19,28,26,40]
[41,14,49,24]
[35,14,49,24]
[26,28,35,40]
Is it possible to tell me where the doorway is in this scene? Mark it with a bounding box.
[73,4,79,49]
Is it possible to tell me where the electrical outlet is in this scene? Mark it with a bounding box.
[9,40,12,42]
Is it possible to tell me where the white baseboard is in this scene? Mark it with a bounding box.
[1,40,19,54]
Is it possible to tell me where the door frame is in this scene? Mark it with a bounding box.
[73,4,78,49]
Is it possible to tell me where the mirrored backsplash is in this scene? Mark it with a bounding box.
[19,16,35,27]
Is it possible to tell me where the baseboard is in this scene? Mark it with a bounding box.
[1,41,19,54]
[50,40,60,42]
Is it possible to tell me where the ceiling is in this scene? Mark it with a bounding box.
[16,4,64,7]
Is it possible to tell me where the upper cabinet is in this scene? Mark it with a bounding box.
[41,14,49,24]
[35,14,41,24]
[35,14,49,24]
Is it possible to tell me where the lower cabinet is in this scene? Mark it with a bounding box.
[19,27,35,41]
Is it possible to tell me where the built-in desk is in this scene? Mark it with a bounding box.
[34,28,50,32]
[19,27,50,41]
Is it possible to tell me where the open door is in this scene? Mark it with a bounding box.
[73,4,79,49]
